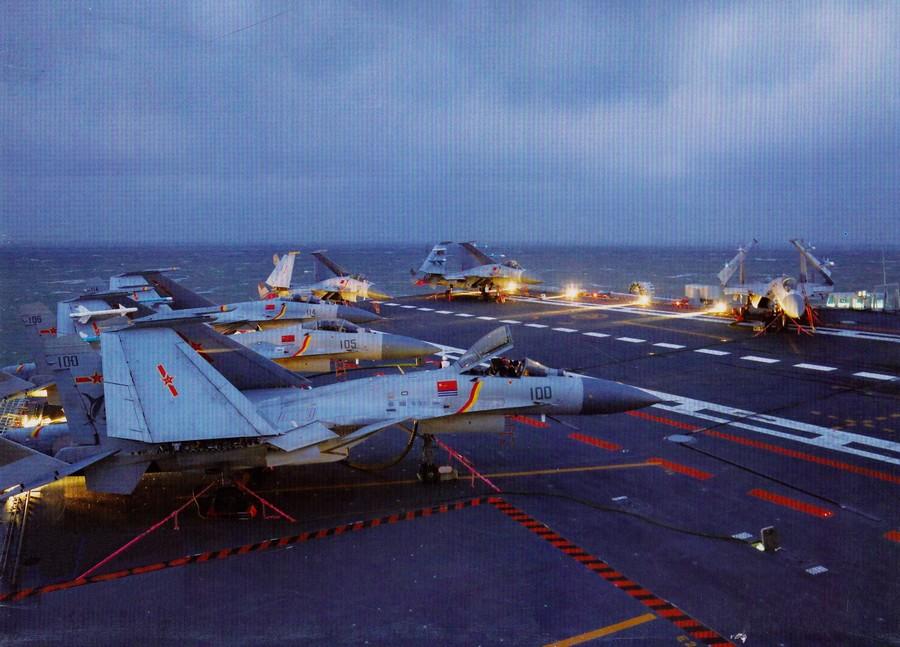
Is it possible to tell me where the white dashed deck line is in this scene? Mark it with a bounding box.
[455,313,474,317]
[524,323,549,328]
[583,332,610,338]
[417,307,434,311]
[741,356,780,364]
[499,319,521,324]
[794,363,837,372]
[399,305,416,309]
[616,337,645,343]
[645,388,900,467]
[694,349,730,356]
[383,303,400,307]
[653,342,685,349]
[476,316,497,320]
[853,372,896,381]
[435,310,452,314]
[552,327,578,333]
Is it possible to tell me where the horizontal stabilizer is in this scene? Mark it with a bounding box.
[0,371,35,399]
[0,437,115,500]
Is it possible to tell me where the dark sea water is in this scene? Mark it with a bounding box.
[1,244,897,365]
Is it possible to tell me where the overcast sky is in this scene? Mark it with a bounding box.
[2,1,898,247]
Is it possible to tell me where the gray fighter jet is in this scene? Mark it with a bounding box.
[108,268,380,330]
[52,289,437,373]
[257,251,392,303]
[413,242,542,301]
[0,315,658,498]
[719,239,835,333]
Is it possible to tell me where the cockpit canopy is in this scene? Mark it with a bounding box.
[782,277,796,291]
[502,259,522,269]
[302,318,360,333]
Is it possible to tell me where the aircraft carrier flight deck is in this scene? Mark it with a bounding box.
[1,293,898,646]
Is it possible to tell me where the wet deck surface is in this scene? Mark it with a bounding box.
[2,295,898,646]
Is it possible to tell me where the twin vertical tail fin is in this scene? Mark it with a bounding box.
[266,251,298,290]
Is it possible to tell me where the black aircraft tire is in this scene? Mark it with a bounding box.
[418,464,440,484]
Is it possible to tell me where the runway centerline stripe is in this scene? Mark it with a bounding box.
[694,349,730,356]
[552,327,578,333]
[455,313,474,317]
[654,342,686,349]
[499,319,521,324]
[583,332,610,338]
[0,497,490,604]
[477,316,496,320]
[748,488,835,518]
[490,499,732,646]
[545,613,657,646]
[434,310,452,314]
[853,372,896,381]
[740,356,780,364]
[794,363,837,372]
[616,337,645,343]
[525,323,549,328]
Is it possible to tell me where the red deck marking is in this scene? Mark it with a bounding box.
[748,488,834,518]
[706,430,900,485]
[489,499,732,646]
[508,415,550,429]
[2,498,489,603]
[627,410,700,431]
[630,411,900,486]
[649,458,714,480]
[884,530,900,543]
[568,432,622,451]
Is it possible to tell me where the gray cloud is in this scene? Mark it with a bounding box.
[2,1,898,246]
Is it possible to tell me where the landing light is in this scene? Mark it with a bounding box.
[507,281,519,293]
[564,285,581,300]
[708,301,728,314]
[636,295,651,306]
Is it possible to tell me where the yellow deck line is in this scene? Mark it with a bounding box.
[545,612,657,646]
[252,461,660,495]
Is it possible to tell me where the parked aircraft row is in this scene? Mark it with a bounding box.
[0,258,656,500]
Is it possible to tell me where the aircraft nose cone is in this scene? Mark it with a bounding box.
[380,333,441,360]
[521,271,543,285]
[781,293,804,320]
[581,378,660,415]
[337,305,381,324]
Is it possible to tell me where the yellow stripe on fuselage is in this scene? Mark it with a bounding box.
[456,381,483,414]
[272,303,288,320]
[291,334,312,357]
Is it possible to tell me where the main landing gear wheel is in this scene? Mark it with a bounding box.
[417,433,439,484]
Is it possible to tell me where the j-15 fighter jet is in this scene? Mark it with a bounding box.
[52,284,437,373]
[108,268,380,329]
[413,242,542,301]
[0,315,658,498]
[257,251,392,303]
[719,239,835,334]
